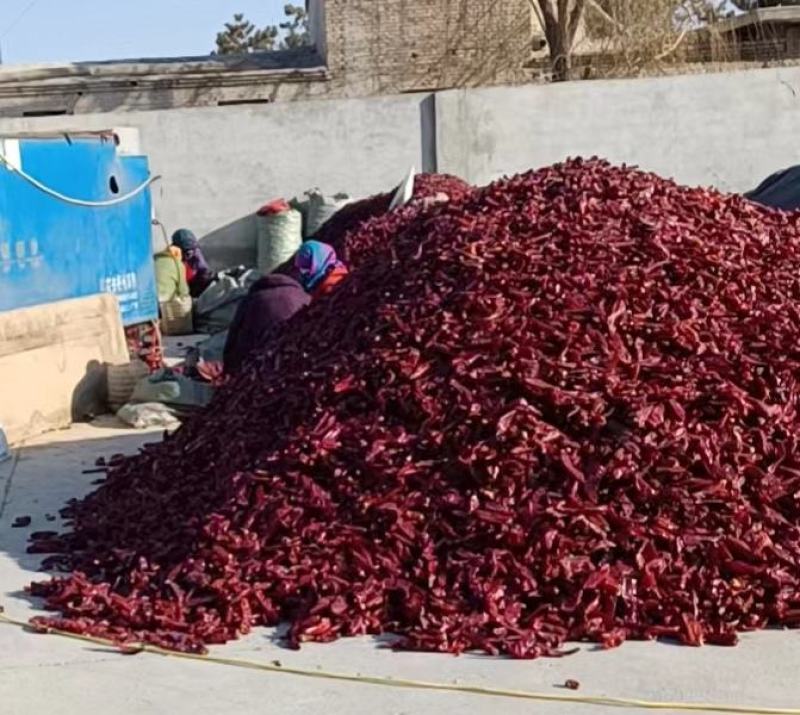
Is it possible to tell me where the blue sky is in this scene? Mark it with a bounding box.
[0,1,289,65]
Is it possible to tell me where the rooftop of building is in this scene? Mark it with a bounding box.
[0,47,328,89]
[717,6,800,33]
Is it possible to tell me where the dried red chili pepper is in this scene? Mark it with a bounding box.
[26,159,800,658]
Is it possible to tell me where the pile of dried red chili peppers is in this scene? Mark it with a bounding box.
[317,172,471,262]
[27,159,800,657]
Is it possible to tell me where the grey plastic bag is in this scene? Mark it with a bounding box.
[117,403,181,429]
[304,190,351,238]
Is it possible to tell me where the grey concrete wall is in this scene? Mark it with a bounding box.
[0,94,425,269]
[435,66,800,193]
[4,66,800,273]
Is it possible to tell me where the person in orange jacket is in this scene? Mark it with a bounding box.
[294,240,349,300]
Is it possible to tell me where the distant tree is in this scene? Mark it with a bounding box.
[214,13,279,55]
[213,6,310,56]
[580,0,738,77]
[541,0,740,80]
[280,4,311,49]
[585,1,685,65]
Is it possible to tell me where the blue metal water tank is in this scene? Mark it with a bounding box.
[0,131,158,326]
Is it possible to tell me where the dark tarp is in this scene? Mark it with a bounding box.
[746,165,800,211]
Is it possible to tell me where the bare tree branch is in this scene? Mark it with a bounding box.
[585,0,622,30]
[655,27,690,61]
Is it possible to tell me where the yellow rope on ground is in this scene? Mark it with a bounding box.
[0,610,796,715]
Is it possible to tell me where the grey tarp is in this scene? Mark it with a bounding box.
[183,331,228,374]
[194,268,261,334]
[130,369,215,410]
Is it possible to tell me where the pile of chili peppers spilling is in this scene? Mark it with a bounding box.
[316,172,471,262]
[28,158,800,658]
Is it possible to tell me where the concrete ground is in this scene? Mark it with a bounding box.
[1,422,800,715]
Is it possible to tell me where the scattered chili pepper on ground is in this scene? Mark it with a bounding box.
[29,532,58,540]
[12,516,31,528]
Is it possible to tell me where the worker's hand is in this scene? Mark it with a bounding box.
[197,360,225,385]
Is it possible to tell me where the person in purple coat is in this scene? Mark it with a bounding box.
[222,274,311,375]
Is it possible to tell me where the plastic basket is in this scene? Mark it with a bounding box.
[107,359,150,412]
[160,296,194,336]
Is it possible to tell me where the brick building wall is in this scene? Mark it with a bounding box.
[316,0,535,96]
[0,1,536,117]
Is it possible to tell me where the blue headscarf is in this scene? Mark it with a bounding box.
[294,241,341,292]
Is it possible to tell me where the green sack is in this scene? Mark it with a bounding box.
[256,209,302,275]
